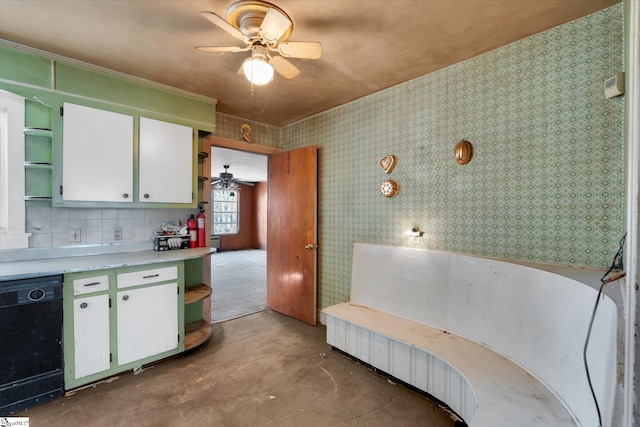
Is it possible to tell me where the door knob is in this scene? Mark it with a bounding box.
[305,244,314,250]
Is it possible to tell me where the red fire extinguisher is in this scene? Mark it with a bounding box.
[188,214,197,248]
[197,210,206,247]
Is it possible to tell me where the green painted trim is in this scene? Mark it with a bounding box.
[185,301,203,324]
[0,46,52,88]
[184,257,203,286]
[184,258,205,329]
[25,98,53,128]
[55,63,215,125]
[1,44,216,127]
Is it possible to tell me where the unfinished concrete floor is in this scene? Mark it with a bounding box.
[18,310,456,427]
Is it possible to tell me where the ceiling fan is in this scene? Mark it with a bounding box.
[196,0,322,85]
[212,165,255,190]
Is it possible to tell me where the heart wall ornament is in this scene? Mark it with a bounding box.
[379,155,397,174]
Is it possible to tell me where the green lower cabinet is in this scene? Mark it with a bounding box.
[63,261,185,390]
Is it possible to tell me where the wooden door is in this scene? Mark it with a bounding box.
[267,146,318,325]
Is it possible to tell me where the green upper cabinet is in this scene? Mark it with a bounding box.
[0,44,216,209]
[0,47,52,88]
[55,63,215,125]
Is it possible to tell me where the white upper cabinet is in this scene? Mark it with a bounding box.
[60,104,195,205]
[62,103,134,202]
[139,117,193,204]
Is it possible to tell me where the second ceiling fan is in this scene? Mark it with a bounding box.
[196,0,322,85]
[212,165,255,190]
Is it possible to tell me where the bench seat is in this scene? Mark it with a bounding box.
[324,302,575,426]
[321,243,617,427]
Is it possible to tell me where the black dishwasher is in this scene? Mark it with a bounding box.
[0,275,64,414]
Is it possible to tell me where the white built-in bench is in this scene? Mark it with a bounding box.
[322,243,617,427]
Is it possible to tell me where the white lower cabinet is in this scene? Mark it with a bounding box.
[73,294,110,379]
[64,262,183,390]
[116,282,178,366]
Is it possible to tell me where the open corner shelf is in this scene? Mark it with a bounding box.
[23,127,53,138]
[184,319,212,350]
[184,283,212,304]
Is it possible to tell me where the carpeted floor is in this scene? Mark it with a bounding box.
[211,249,267,323]
[17,310,456,427]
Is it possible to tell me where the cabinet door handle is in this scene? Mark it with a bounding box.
[84,282,101,287]
[123,193,129,199]
[80,302,88,309]
[143,274,159,279]
[122,295,129,301]
[144,193,150,199]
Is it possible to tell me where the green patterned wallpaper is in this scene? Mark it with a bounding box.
[216,112,281,148]
[281,5,625,309]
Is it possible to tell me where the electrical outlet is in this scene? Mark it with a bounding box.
[70,228,81,243]
[114,226,122,241]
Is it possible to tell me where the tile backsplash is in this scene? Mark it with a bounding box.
[26,207,199,248]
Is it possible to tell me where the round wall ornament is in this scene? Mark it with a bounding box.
[380,179,399,198]
[455,139,473,165]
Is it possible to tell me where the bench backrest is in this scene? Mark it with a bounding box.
[350,243,617,427]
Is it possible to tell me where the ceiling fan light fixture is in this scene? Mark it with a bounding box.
[242,49,274,85]
[212,164,242,190]
[212,179,240,190]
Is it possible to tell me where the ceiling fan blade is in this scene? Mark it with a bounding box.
[259,8,292,43]
[200,11,249,44]
[195,46,250,55]
[271,56,301,80]
[277,41,322,59]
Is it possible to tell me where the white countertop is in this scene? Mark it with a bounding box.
[0,247,215,281]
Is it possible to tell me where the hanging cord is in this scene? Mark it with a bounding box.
[583,233,626,427]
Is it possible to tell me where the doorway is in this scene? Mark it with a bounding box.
[210,146,269,323]
[210,249,266,322]
[206,138,318,326]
